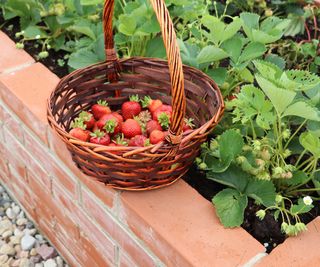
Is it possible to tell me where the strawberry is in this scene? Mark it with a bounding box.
[141,96,163,114]
[112,112,124,125]
[90,130,110,145]
[183,118,194,132]
[146,120,162,135]
[152,105,172,127]
[153,111,171,130]
[79,111,95,130]
[92,122,99,132]
[91,100,111,120]
[69,118,90,142]
[150,130,165,144]
[121,95,142,120]
[97,114,121,135]
[128,135,148,147]
[122,119,142,138]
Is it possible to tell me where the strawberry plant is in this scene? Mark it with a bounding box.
[197,60,320,235]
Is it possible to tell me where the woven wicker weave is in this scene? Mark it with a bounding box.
[47,0,225,190]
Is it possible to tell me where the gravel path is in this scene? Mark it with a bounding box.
[0,185,68,267]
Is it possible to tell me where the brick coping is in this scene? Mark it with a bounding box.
[0,30,318,266]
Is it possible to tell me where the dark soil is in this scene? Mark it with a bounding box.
[0,15,69,78]
[184,165,320,253]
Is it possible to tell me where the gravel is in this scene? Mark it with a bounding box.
[0,184,68,267]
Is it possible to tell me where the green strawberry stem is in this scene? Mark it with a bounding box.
[97,100,108,106]
[129,94,140,102]
[158,112,170,130]
[141,96,152,108]
[71,118,86,130]
[90,130,105,138]
[104,119,116,134]
[79,111,92,122]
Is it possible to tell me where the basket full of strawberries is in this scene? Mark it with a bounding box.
[47,0,224,190]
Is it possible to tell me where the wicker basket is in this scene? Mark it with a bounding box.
[47,0,224,191]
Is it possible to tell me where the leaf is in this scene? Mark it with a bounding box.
[290,198,313,215]
[265,54,286,70]
[221,17,242,43]
[68,49,99,69]
[197,46,228,64]
[245,179,276,207]
[255,74,296,115]
[145,37,166,58]
[299,132,320,158]
[240,12,260,40]
[204,157,232,173]
[253,60,283,81]
[219,129,244,162]
[201,15,225,45]
[212,188,248,228]
[23,25,47,38]
[118,14,137,36]
[207,165,248,192]
[178,40,200,68]
[239,68,254,83]
[282,101,320,121]
[232,85,274,130]
[221,37,243,63]
[206,68,227,86]
[238,42,266,63]
[282,70,320,91]
[69,22,96,40]
[284,171,309,186]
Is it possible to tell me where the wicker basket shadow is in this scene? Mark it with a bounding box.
[47,0,225,191]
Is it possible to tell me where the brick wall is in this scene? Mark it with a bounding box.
[5,30,317,267]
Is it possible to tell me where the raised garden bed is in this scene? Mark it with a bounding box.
[0,0,319,266]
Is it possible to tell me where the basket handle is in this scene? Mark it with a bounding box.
[103,0,186,145]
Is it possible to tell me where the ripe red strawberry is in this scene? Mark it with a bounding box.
[146,120,162,135]
[141,96,163,114]
[69,118,90,141]
[153,111,171,130]
[112,112,124,124]
[90,130,110,145]
[79,111,95,130]
[122,119,142,138]
[150,130,165,144]
[121,95,142,120]
[97,114,121,135]
[183,118,194,132]
[152,105,172,124]
[129,135,148,147]
[91,100,111,120]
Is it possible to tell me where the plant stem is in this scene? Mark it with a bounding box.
[295,149,307,168]
[284,119,307,149]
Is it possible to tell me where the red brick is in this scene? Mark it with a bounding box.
[53,180,116,264]
[256,217,320,267]
[0,63,59,143]
[24,129,77,198]
[0,31,34,73]
[81,189,155,267]
[38,218,82,267]
[48,127,117,208]
[121,180,265,267]
[3,126,50,188]
[0,103,24,143]
[120,251,138,267]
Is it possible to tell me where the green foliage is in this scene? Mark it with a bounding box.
[198,61,320,231]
